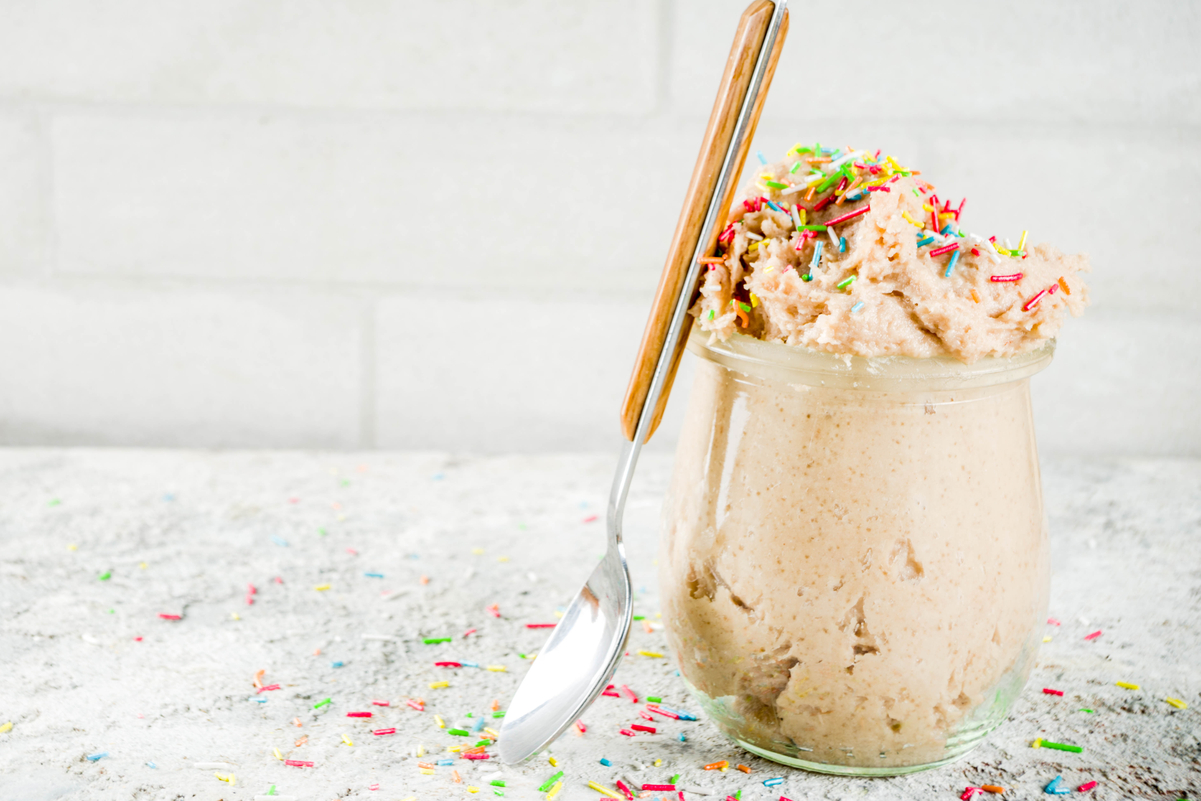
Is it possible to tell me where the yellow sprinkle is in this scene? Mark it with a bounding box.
[428,681,450,689]
[0,722,12,733]
[1031,738,1043,748]
[748,240,760,252]
[231,612,240,621]
[487,665,507,672]
[1018,230,1028,252]
[749,293,758,308]
[215,772,235,784]
[1165,697,1188,709]
[547,780,564,800]
[341,734,353,746]
[273,747,283,761]
[467,787,480,794]
[139,562,148,569]
[653,759,662,767]
[484,727,500,738]
[415,744,425,757]
[587,781,625,799]
[548,756,558,767]
[901,210,923,227]
[1116,681,1140,690]
[314,584,331,591]
[497,556,510,562]
[764,265,774,273]
[638,650,664,658]
[434,715,445,728]
[448,745,464,753]
[1043,635,1052,642]
[419,768,435,775]
[553,609,564,618]
[67,544,77,551]
[472,548,485,555]
[922,203,935,212]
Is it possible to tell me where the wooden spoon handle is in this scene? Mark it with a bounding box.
[619,0,788,442]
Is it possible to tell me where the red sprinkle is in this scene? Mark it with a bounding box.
[575,720,587,733]
[639,711,656,721]
[1084,630,1102,640]
[582,514,598,523]
[813,192,836,212]
[866,185,891,193]
[961,788,982,800]
[486,604,501,618]
[463,628,477,638]
[406,699,425,711]
[133,636,142,642]
[462,753,491,760]
[824,204,871,227]
[372,700,390,706]
[602,691,621,698]
[615,780,634,800]
[990,273,1023,282]
[346,712,373,718]
[1048,617,1061,625]
[645,704,680,720]
[372,728,396,736]
[285,759,314,767]
[1043,688,1065,696]
[642,786,676,792]
[619,684,639,703]
[1078,781,1098,792]
[619,728,637,737]
[157,613,181,621]
[631,724,656,733]
[435,661,462,668]
[971,248,980,256]
[257,684,281,693]
[927,242,960,258]
[526,623,557,629]
[1022,289,1050,312]
[930,195,940,232]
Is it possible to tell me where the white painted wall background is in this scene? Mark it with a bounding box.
[0,0,1196,456]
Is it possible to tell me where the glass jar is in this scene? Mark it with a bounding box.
[659,325,1053,776]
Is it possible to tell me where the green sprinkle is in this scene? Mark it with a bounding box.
[268,786,276,796]
[492,711,506,718]
[646,696,662,703]
[538,771,565,792]
[491,780,506,787]
[790,161,803,174]
[1080,708,1094,713]
[738,301,751,313]
[817,172,842,192]
[802,273,813,282]
[465,712,473,718]
[518,653,528,659]
[98,571,111,581]
[763,180,788,190]
[447,728,470,736]
[424,637,452,644]
[107,608,114,614]
[313,698,331,709]
[633,615,645,621]
[318,527,327,536]
[494,792,504,797]
[836,275,857,290]
[48,498,61,506]
[1034,738,1083,753]
[475,739,491,747]
[735,792,742,800]
[341,479,349,486]
[707,309,715,320]
[670,774,681,784]
[800,224,828,231]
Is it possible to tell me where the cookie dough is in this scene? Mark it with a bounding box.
[694,146,1088,362]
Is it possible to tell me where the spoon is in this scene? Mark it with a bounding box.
[498,0,789,764]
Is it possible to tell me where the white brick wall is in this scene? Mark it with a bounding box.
[0,0,1197,456]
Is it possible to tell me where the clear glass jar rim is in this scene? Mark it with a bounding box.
[686,323,1054,391]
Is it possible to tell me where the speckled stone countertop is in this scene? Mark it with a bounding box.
[0,450,1197,801]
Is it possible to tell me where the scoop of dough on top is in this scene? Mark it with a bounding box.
[694,145,1089,362]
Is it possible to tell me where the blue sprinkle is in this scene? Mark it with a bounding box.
[839,236,847,253]
[407,553,420,559]
[363,572,385,578]
[851,301,865,314]
[916,236,935,247]
[940,224,954,235]
[810,240,823,269]
[678,733,687,742]
[473,717,486,732]
[600,758,612,766]
[250,696,267,703]
[431,473,444,480]
[162,494,174,501]
[765,199,783,213]
[763,777,784,787]
[461,661,480,668]
[757,151,766,165]
[146,762,157,769]
[944,249,960,278]
[437,758,455,766]
[331,661,344,668]
[1045,775,1069,795]
[271,536,289,547]
[86,752,108,762]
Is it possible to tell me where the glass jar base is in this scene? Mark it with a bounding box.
[734,737,976,777]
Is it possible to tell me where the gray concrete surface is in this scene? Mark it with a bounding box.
[0,449,1197,799]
